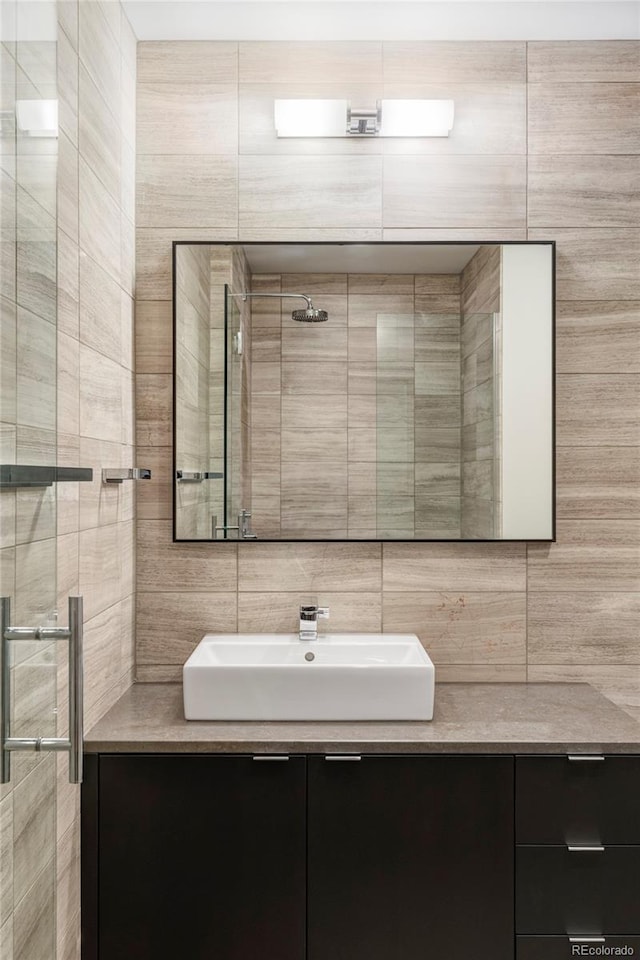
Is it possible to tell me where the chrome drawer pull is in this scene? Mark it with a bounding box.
[567,845,605,853]
[569,937,606,944]
[252,755,289,761]
[325,755,362,761]
[567,755,605,762]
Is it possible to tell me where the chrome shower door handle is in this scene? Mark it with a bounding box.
[68,596,84,784]
[0,596,84,784]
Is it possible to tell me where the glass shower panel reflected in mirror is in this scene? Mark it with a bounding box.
[173,242,554,543]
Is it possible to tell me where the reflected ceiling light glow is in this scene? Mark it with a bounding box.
[274,98,454,138]
[16,99,58,137]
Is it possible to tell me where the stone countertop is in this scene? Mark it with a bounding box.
[84,682,640,754]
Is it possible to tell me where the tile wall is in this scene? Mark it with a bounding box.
[249,270,463,538]
[135,40,640,719]
[0,4,138,960]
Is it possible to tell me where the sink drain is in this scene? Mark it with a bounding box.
[304,652,315,662]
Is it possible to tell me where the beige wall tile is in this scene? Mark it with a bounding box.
[135,373,172,446]
[137,82,238,155]
[528,156,640,227]
[79,158,120,282]
[239,42,382,83]
[383,156,526,228]
[529,229,640,301]
[529,83,640,155]
[382,82,526,156]
[528,592,640,664]
[79,252,122,364]
[13,859,54,960]
[383,42,526,83]
[136,446,172,520]
[137,521,238,592]
[79,345,122,444]
[528,521,640,592]
[78,0,120,109]
[239,542,382,591]
[556,374,640,446]
[556,301,640,374]
[137,592,237,663]
[78,64,120,201]
[238,591,382,633]
[135,300,173,373]
[383,592,526,663]
[79,525,121,620]
[138,41,238,84]
[527,42,640,83]
[239,156,383,230]
[437,664,528,682]
[383,542,526,591]
[557,447,640,519]
[137,156,238,229]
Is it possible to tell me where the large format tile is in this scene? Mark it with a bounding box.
[528,83,640,155]
[137,155,238,229]
[383,156,526,228]
[383,42,526,83]
[529,229,640,301]
[137,592,238,664]
[79,525,121,620]
[528,156,640,227]
[528,592,640,664]
[137,83,238,155]
[79,252,122,364]
[238,542,382,592]
[383,542,526,591]
[556,447,640,519]
[556,374,640,445]
[382,592,526,663]
[135,374,172,447]
[528,521,640,592]
[240,156,383,230]
[556,302,640,374]
[79,345,122,444]
[238,591,382,633]
[78,0,119,112]
[382,82,526,155]
[78,65,120,201]
[137,521,238,592]
[135,302,173,373]
[79,158,120,283]
[527,42,640,83]
[239,42,382,83]
[137,41,238,84]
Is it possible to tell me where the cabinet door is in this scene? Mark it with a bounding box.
[98,755,306,960]
[308,755,514,960]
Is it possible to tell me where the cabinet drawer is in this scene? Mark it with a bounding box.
[518,936,640,959]
[516,846,640,935]
[516,756,640,844]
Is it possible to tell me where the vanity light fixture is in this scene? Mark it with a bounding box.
[15,99,58,137]
[274,99,454,138]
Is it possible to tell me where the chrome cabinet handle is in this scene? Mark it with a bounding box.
[252,755,290,761]
[567,845,605,853]
[569,938,606,944]
[1,596,84,784]
[325,755,362,761]
[568,755,605,762]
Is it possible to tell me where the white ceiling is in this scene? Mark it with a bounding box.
[241,243,482,275]
[123,0,640,41]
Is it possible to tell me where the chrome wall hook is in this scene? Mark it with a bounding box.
[102,468,151,484]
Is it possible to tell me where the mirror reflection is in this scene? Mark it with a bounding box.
[174,242,554,542]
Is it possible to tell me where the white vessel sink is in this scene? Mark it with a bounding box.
[183,633,435,721]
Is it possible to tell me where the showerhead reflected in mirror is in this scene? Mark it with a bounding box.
[173,241,555,543]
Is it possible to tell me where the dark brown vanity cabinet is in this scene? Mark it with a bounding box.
[308,755,514,960]
[515,756,640,958]
[83,752,640,960]
[83,753,514,960]
[83,755,307,960]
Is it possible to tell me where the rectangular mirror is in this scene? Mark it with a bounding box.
[173,242,554,542]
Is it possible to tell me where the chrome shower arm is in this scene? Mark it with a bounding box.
[233,292,314,309]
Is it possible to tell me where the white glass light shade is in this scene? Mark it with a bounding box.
[380,99,455,137]
[274,99,348,138]
[16,99,58,137]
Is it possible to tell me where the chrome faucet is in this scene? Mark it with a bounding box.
[299,603,329,641]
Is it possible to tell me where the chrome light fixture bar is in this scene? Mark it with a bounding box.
[274,99,454,138]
